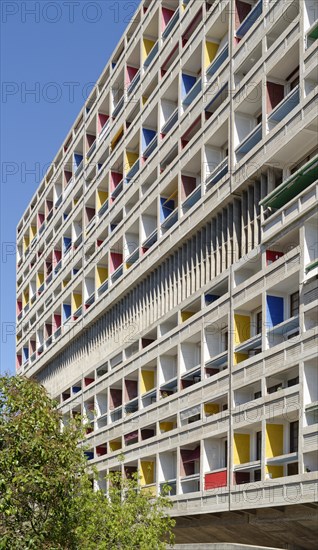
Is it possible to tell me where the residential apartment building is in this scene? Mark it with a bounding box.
[16,0,318,546]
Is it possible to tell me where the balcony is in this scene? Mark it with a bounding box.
[113,96,125,118]
[235,123,262,157]
[98,199,109,217]
[268,85,300,124]
[161,108,178,135]
[111,179,124,200]
[162,8,179,39]
[39,222,46,236]
[236,0,263,39]
[143,40,159,69]
[182,78,202,108]
[85,293,95,308]
[73,233,83,249]
[182,186,201,212]
[55,195,63,208]
[75,160,84,178]
[127,69,141,96]
[206,44,229,79]
[86,140,97,160]
[306,259,318,275]
[73,306,82,320]
[143,135,158,159]
[97,279,109,296]
[111,265,123,283]
[142,229,157,251]
[53,327,62,340]
[126,248,139,268]
[98,120,111,143]
[54,259,62,275]
[206,157,228,190]
[38,282,45,295]
[161,207,178,230]
[260,154,318,210]
[125,159,140,183]
[205,350,228,369]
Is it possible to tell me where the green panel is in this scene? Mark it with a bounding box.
[260,155,318,209]
[308,22,318,40]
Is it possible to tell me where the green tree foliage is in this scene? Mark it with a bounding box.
[0,376,175,549]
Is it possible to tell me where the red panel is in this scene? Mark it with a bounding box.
[267,82,284,114]
[98,113,109,134]
[126,65,139,86]
[110,171,123,191]
[235,0,251,29]
[110,252,123,273]
[84,377,94,386]
[204,470,227,490]
[162,7,174,29]
[266,250,284,265]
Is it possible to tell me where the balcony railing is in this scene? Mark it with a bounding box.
[98,199,109,217]
[143,135,158,158]
[206,157,228,189]
[235,123,262,157]
[53,327,62,340]
[75,160,84,178]
[143,40,159,69]
[236,0,263,39]
[182,78,202,108]
[161,208,178,230]
[161,107,178,135]
[86,140,97,160]
[260,154,318,209]
[111,179,124,200]
[38,282,45,294]
[55,195,63,208]
[268,85,300,124]
[97,279,109,296]
[98,120,110,143]
[111,264,123,283]
[85,293,95,308]
[182,186,201,211]
[125,159,140,183]
[162,8,179,39]
[206,44,229,79]
[127,69,141,96]
[73,306,82,319]
[142,229,157,250]
[39,222,46,235]
[126,248,139,267]
[113,95,125,118]
[73,233,83,249]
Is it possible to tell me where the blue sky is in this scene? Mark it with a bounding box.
[0,1,131,374]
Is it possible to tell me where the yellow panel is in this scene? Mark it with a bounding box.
[142,38,155,61]
[266,424,284,458]
[29,225,37,239]
[63,279,70,288]
[204,403,220,415]
[234,352,249,365]
[140,461,154,485]
[96,266,108,287]
[96,190,108,210]
[125,263,132,270]
[142,96,148,105]
[266,465,284,479]
[141,370,155,394]
[109,440,122,452]
[234,314,250,344]
[159,422,174,432]
[36,272,44,288]
[72,293,82,311]
[111,126,123,150]
[205,41,219,69]
[181,310,194,322]
[233,433,250,465]
[23,236,30,251]
[22,289,29,307]
[125,151,139,171]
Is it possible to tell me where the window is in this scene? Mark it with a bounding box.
[223,331,228,351]
[289,421,299,453]
[254,469,261,481]
[287,376,299,387]
[256,311,262,334]
[256,431,262,460]
[223,439,228,467]
[290,291,299,317]
[287,462,298,476]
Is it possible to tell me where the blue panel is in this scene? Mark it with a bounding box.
[23,347,29,361]
[142,128,156,150]
[160,197,175,222]
[181,73,196,99]
[205,294,219,304]
[266,295,284,328]
[63,304,71,322]
[74,153,83,167]
[63,237,72,253]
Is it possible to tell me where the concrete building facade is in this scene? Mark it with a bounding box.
[16,0,318,546]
